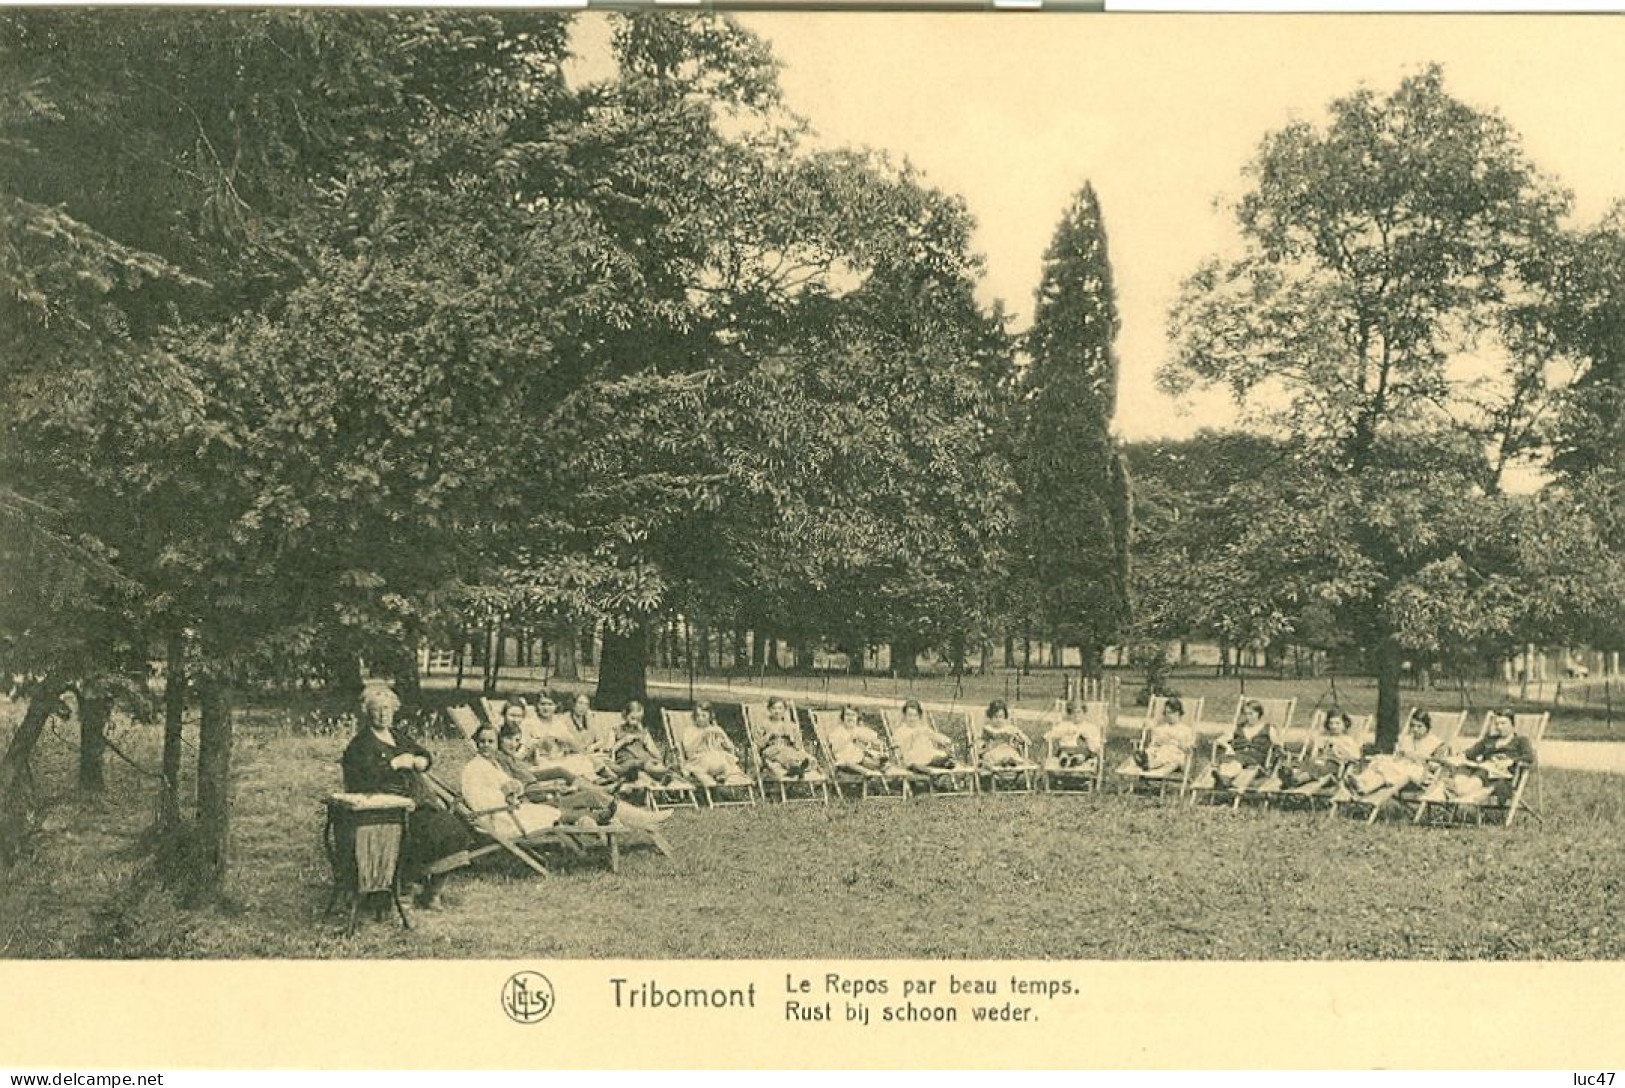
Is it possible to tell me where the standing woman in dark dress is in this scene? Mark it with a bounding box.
[341,686,469,910]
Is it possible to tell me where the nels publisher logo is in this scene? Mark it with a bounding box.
[502,970,556,1024]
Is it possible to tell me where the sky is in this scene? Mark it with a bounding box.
[697,14,1625,442]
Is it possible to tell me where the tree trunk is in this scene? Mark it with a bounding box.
[1374,636,1404,753]
[891,636,921,679]
[979,637,993,676]
[333,652,365,699]
[0,673,69,865]
[765,635,781,671]
[482,622,500,695]
[454,632,467,690]
[78,691,111,796]
[750,629,765,670]
[1178,640,1190,667]
[1003,633,1015,669]
[595,624,650,709]
[1079,641,1104,680]
[1022,624,1033,676]
[393,644,423,706]
[190,675,234,906]
[791,636,813,672]
[161,630,188,830]
[553,625,580,682]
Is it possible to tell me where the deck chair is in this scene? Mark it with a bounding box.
[1413,711,1550,827]
[1268,711,1373,810]
[808,708,909,800]
[593,709,701,811]
[1040,700,1112,793]
[879,707,980,797]
[966,711,1039,794]
[1115,695,1205,798]
[742,701,831,804]
[1246,707,1324,806]
[1187,696,1297,809]
[1333,707,1469,823]
[419,769,672,876]
[415,769,577,878]
[479,696,505,728]
[660,707,758,808]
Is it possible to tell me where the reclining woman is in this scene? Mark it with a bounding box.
[461,724,563,837]
[978,699,1030,772]
[341,686,472,910]
[759,696,816,778]
[1045,700,1104,771]
[1121,696,1195,777]
[1419,708,1536,805]
[527,695,613,784]
[1276,708,1363,794]
[894,699,961,774]
[611,700,678,786]
[1207,698,1276,791]
[827,704,891,776]
[680,701,749,788]
[494,722,670,831]
[1337,709,1441,801]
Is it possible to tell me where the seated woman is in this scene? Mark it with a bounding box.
[1420,709,1535,805]
[494,723,669,830]
[827,704,891,775]
[340,686,471,910]
[894,699,960,773]
[460,725,563,837]
[527,696,612,783]
[759,696,816,778]
[611,700,677,786]
[566,693,605,750]
[1122,696,1194,777]
[1045,701,1104,770]
[1276,708,1363,793]
[1208,698,1275,790]
[680,701,749,787]
[1339,709,1441,799]
[977,699,1030,770]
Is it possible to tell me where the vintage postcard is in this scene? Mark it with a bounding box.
[1,8,1622,1071]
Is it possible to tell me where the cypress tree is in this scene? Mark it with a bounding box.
[1018,182,1132,675]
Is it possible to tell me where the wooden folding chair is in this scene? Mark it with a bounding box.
[1333,707,1468,823]
[879,708,980,797]
[966,711,1039,795]
[661,707,758,808]
[1187,696,1297,809]
[742,701,831,804]
[1414,711,1550,828]
[808,708,909,800]
[1115,695,1205,799]
[1039,700,1112,793]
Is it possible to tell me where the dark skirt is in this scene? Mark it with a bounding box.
[404,807,470,875]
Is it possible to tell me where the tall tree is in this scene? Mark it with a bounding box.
[1018,183,1131,675]
[1164,67,1581,749]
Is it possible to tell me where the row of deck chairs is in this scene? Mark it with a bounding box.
[1162,696,1550,828]
[448,694,1548,828]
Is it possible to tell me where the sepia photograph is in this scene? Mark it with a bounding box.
[1,7,1623,985]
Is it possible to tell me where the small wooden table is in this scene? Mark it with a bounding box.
[323,793,415,935]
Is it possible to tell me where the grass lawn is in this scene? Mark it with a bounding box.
[4,701,1623,961]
